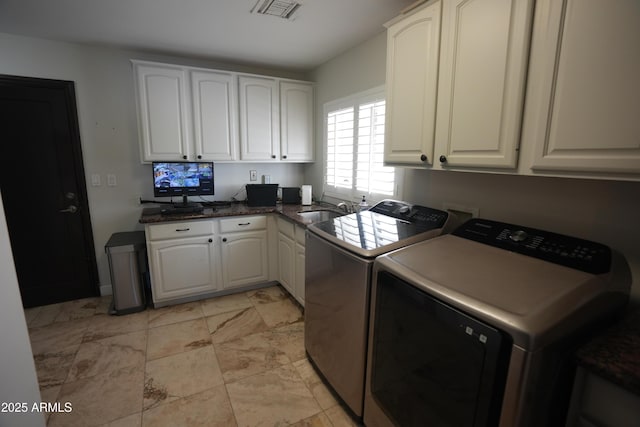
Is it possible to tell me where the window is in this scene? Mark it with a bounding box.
[324,86,400,201]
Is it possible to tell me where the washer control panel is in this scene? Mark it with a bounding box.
[370,199,448,229]
[453,218,611,274]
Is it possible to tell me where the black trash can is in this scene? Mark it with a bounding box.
[105,231,148,315]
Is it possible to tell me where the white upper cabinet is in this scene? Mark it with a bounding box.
[384,0,533,169]
[190,70,238,161]
[435,0,533,168]
[239,76,280,161]
[280,81,314,162]
[134,62,191,162]
[133,60,313,163]
[384,1,441,165]
[522,0,640,175]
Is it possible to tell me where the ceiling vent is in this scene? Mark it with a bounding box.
[251,0,302,20]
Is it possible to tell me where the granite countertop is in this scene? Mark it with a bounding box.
[576,309,640,395]
[139,202,341,227]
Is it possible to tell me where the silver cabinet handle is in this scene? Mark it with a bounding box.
[59,205,77,214]
[175,228,190,232]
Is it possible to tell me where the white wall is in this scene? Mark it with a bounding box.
[0,194,45,427]
[309,30,640,305]
[0,32,307,293]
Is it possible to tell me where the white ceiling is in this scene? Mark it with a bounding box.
[0,0,417,71]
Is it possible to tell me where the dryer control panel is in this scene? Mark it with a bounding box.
[453,218,611,274]
[370,199,448,229]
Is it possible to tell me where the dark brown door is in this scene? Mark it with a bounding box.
[0,75,99,308]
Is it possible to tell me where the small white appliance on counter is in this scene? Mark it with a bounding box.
[301,185,312,205]
[364,218,631,427]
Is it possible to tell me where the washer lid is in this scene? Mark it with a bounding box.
[376,234,630,350]
[309,210,447,258]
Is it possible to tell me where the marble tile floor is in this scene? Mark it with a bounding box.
[24,285,361,427]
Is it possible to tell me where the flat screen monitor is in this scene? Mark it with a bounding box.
[152,162,214,206]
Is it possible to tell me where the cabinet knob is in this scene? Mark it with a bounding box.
[182,155,187,160]
[271,155,276,159]
[282,155,287,159]
[420,154,428,162]
[197,155,202,160]
[439,155,447,163]
[222,237,227,243]
[208,238,213,243]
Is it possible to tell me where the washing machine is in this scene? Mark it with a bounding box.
[364,218,631,427]
[305,199,457,418]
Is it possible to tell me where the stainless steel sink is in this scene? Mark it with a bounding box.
[297,210,345,223]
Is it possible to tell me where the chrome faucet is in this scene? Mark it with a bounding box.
[337,202,351,213]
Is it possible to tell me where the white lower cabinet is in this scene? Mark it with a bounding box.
[219,216,269,289]
[146,221,219,304]
[146,214,308,305]
[295,241,305,305]
[277,231,295,295]
[277,217,306,305]
[146,215,275,305]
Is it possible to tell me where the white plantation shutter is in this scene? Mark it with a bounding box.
[356,101,394,195]
[324,87,399,200]
[326,107,354,189]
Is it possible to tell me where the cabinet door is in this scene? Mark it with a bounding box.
[295,242,305,306]
[148,236,217,302]
[384,1,441,166]
[435,0,533,168]
[134,62,190,162]
[220,230,269,288]
[239,76,279,161]
[525,0,640,173]
[190,70,239,161]
[277,232,295,295]
[280,81,314,162]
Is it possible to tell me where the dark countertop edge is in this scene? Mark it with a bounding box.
[138,202,341,228]
[575,309,640,395]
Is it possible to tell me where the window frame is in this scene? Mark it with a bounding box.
[322,85,403,203]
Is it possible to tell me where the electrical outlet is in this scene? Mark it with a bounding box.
[250,170,257,181]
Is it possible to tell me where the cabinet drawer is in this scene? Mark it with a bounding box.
[147,220,214,241]
[278,217,295,238]
[219,215,266,233]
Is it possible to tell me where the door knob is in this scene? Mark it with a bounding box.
[59,205,78,214]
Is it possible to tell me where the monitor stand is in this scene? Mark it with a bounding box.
[163,196,203,214]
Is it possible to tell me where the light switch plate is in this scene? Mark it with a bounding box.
[107,174,117,187]
[250,170,257,181]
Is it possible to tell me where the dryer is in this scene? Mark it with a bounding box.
[364,218,631,427]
